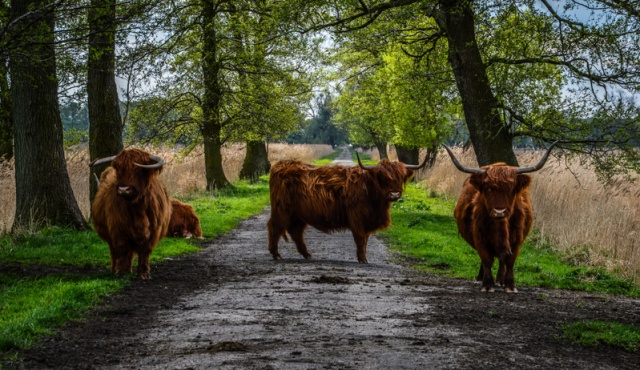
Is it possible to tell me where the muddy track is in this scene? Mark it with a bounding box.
[8,151,640,369]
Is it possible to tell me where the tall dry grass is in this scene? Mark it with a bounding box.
[0,143,334,233]
[418,147,640,282]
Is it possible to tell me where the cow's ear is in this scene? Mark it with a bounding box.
[468,174,483,190]
[515,174,531,192]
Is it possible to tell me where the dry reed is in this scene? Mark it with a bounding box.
[0,143,334,234]
[418,146,640,282]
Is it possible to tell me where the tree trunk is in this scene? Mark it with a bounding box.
[437,0,518,166]
[375,142,388,160]
[201,0,231,191]
[10,0,88,231]
[395,145,419,164]
[0,58,12,161]
[88,0,123,204]
[240,140,270,182]
[424,145,438,168]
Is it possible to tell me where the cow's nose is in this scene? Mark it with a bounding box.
[492,208,507,217]
[118,186,132,195]
[388,191,401,201]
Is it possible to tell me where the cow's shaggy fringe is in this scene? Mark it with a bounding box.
[418,146,640,283]
[0,143,334,234]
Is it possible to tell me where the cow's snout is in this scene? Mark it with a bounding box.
[117,185,135,197]
[491,208,507,218]
[387,191,402,201]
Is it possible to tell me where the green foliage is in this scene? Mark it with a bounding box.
[0,181,270,353]
[560,321,640,352]
[331,16,455,150]
[63,128,89,149]
[290,92,348,146]
[382,184,640,297]
[124,0,321,147]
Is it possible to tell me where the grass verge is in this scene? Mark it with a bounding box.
[384,183,640,352]
[382,183,640,297]
[560,321,640,352]
[0,180,270,354]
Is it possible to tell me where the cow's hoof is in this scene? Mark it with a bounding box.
[505,287,518,294]
[271,254,282,260]
[303,254,312,259]
[481,286,495,293]
[139,273,151,280]
[358,259,368,264]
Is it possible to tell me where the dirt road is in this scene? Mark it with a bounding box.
[12,150,640,369]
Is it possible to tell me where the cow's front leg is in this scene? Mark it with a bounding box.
[288,221,311,259]
[113,248,134,276]
[478,255,495,292]
[353,232,369,263]
[502,256,518,293]
[476,263,484,282]
[496,261,506,286]
[137,249,151,280]
[108,245,117,273]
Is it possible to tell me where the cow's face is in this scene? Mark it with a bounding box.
[370,160,415,202]
[111,149,163,201]
[469,165,531,219]
[191,219,203,239]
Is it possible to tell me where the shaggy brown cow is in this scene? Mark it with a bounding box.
[444,143,556,293]
[268,153,428,263]
[91,149,172,279]
[167,199,203,239]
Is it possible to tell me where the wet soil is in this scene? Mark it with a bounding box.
[5,150,640,369]
[5,210,639,370]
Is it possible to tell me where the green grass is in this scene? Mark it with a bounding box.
[560,321,640,352]
[382,183,640,297]
[0,180,270,353]
[0,274,121,351]
[312,148,342,166]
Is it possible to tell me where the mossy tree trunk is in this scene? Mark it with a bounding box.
[375,141,388,160]
[201,0,231,190]
[240,140,270,181]
[88,0,123,204]
[10,0,88,231]
[437,0,518,166]
[0,57,12,161]
[395,145,419,164]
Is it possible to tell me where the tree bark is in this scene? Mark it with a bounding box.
[0,58,12,161]
[375,141,388,159]
[88,0,123,204]
[395,145,419,164]
[10,0,88,231]
[240,140,270,181]
[437,0,518,166]
[201,0,231,190]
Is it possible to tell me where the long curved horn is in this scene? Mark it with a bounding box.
[356,152,376,170]
[134,155,164,169]
[405,152,430,170]
[442,144,484,174]
[89,155,116,167]
[516,141,558,174]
